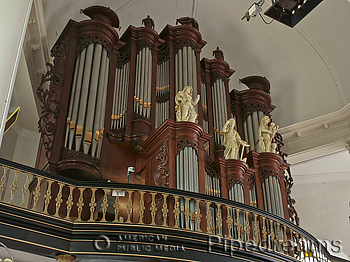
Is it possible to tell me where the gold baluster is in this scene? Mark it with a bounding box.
[244,211,250,241]
[216,203,223,236]
[100,188,109,222]
[150,192,157,225]
[113,189,120,223]
[20,173,31,207]
[262,216,267,247]
[76,187,85,221]
[9,170,20,204]
[184,197,191,230]
[138,191,145,224]
[162,194,168,226]
[0,166,9,201]
[43,180,53,214]
[206,201,212,234]
[126,190,133,223]
[54,182,64,217]
[195,199,202,232]
[88,188,97,222]
[270,220,275,245]
[65,186,75,220]
[253,213,259,243]
[226,207,233,238]
[235,208,241,241]
[32,176,43,211]
[276,222,282,250]
[173,195,180,228]
[283,225,288,255]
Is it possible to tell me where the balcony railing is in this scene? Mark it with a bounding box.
[0,158,341,262]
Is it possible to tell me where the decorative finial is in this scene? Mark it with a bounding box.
[142,15,155,29]
[213,47,224,60]
[81,6,120,28]
[176,17,199,29]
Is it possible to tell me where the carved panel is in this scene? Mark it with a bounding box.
[174,39,196,54]
[61,147,100,166]
[156,93,170,103]
[116,42,131,69]
[157,43,169,65]
[154,139,169,187]
[261,170,280,182]
[273,132,288,159]
[228,177,244,189]
[177,140,198,154]
[211,73,226,84]
[204,153,218,178]
[214,143,225,151]
[77,35,112,57]
[242,104,270,121]
[111,126,125,135]
[249,174,256,190]
[136,41,154,54]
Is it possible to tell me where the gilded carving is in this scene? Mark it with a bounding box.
[258,116,278,153]
[175,86,200,122]
[223,118,249,160]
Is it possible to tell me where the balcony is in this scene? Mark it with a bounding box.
[0,157,345,262]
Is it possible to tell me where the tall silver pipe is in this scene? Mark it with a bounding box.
[68,48,86,150]
[75,44,94,151]
[134,52,141,113]
[187,46,193,87]
[91,48,108,157]
[178,49,183,92]
[175,53,179,94]
[83,44,103,154]
[96,55,109,158]
[112,68,120,129]
[252,111,259,147]
[246,115,255,151]
[65,53,81,147]
[182,46,188,86]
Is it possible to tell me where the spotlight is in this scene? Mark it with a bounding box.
[264,0,323,27]
[242,0,265,21]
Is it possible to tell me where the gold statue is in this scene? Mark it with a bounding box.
[175,86,200,122]
[223,118,249,160]
[258,116,278,153]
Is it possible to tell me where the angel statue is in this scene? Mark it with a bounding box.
[223,118,249,161]
[258,115,279,153]
[175,86,200,122]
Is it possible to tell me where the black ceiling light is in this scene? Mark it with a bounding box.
[264,0,323,27]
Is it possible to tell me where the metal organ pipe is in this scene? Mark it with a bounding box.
[83,44,102,155]
[68,48,86,150]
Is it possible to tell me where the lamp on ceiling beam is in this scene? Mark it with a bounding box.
[264,0,323,27]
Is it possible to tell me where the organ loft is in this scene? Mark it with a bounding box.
[35,5,298,226]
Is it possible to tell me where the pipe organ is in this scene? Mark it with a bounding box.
[37,5,298,225]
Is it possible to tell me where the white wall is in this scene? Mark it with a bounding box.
[291,150,350,259]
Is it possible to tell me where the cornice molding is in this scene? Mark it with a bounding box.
[279,103,350,164]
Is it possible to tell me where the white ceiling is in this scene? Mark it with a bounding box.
[41,0,350,129]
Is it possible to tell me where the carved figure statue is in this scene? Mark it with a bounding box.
[223,118,249,160]
[142,15,155,29]
[175,86,200,122]
[258,116,279,153]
